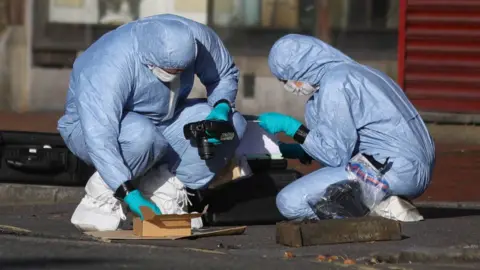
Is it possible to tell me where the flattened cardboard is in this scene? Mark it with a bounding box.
[133,207,203,237]
[85,226,247,241]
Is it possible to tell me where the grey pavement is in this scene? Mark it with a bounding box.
[0,184,84,206]
[1,203,480,269]
[4,234,480,270]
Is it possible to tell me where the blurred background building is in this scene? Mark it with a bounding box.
[3,0,480,123]
[0,0,399,120]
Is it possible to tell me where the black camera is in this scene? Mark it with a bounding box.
[183,120,235,160]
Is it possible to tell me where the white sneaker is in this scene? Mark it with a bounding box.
[71,171,127,232]
[370,196,424,222]
[138,165,203,229]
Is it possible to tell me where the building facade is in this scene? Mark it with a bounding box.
[2,0,399,120]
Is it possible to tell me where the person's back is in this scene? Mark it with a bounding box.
[59,23,135,134]
[307,61,435,169]
[59,14,234,138]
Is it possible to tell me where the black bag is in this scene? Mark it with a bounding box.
[0,131,94,186]
[310,180,370,219]
[190,167,303,226]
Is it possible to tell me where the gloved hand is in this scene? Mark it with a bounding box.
[258,112,302,137]
[205,102,231,145]
[124,190,162,220]
[279,143,313,165]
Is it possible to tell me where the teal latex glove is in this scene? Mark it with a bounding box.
[205,102,231,145]
[124,190,162,220]
[279,143,313,165]
[258,112,302,137]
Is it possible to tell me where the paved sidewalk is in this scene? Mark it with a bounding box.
[0,203,480,269]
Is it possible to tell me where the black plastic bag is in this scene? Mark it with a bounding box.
[309,180,370,220]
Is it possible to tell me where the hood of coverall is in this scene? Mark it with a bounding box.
[132,19,196,70]
[268,34,354,86]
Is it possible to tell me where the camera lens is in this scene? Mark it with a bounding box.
[198,137,214,160]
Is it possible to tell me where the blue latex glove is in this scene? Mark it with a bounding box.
[124,190,162,220]
[279,143,313,165]
[258,112,302,137]
[205,102,231,144]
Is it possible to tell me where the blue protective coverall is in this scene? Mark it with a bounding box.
[268,34,436,220]
[57,14,246,191]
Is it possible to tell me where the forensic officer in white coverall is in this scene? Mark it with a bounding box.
[57,14,247,231]
[257,34,435,221]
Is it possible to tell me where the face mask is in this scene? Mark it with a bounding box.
[148,65,177,83]
[283,80,317,96]
[147,65,182,121]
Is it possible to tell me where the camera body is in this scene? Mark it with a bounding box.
[183,120,235,160]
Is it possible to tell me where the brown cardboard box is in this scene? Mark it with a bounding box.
[85,206,246,241]
[133,207,202,237]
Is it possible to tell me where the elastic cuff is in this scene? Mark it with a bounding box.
[214,99,231,108]
[113,180,136,201]
[293,125,309,144]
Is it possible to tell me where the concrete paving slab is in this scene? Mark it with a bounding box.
[0,183,84,206]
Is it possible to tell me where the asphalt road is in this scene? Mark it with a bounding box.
[1,204,480,269]
[0,234,343,270]
[3,234,480,270]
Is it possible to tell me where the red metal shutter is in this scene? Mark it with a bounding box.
[398,0,480,113]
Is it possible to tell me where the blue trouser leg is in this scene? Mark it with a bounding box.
[276,166,349,221]
[160,99,247,190]
[66,112,169,188]
[276,156,431,221]
[382,156,431,199]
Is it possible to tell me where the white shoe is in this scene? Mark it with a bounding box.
[138,165,203,229]
[71,172,127,232]
[370,196,424,222]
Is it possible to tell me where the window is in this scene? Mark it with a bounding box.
[209,0,399,60]
[243,73,255,98]
[32,0,209,67]
[31,0,399,67]
[208,0,317,56]
[328,0,399,60]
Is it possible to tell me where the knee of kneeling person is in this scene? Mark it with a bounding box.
[276,190,306,220]
[176,166,214,190]
[389,181,428,200]
[386,162,431,200]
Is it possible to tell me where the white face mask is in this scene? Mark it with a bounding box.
[147,65,181,121]
[148,65,177,83]
[283,80,317,96]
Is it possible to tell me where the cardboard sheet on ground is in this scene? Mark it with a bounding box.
[85,226,247,241]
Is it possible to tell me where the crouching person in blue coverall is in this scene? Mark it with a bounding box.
[258,34,435,221]
[57,14,246,231]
